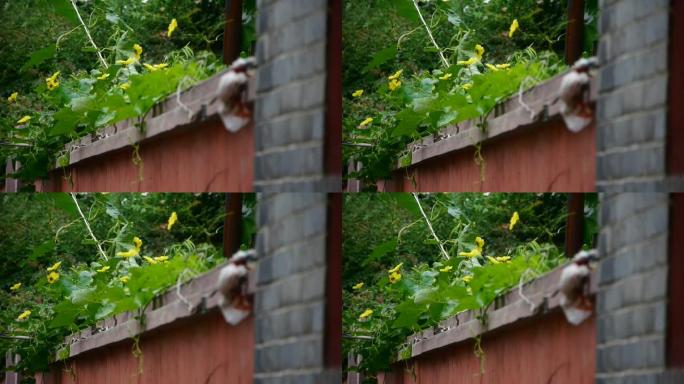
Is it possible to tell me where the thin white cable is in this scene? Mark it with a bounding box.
[413,193,450,260]
[70,193,108,261]
[412,0,450,68]
[70,0,108,68]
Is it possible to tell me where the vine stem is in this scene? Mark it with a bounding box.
[70,193,108,261]
[412,193,450,260]
[412,0,450,68]
[70,0,108,68]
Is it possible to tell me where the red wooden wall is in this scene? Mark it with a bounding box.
[39,120,253,192]
[38,311,253,384]
[381,311,595,384]
[380,121,595,192]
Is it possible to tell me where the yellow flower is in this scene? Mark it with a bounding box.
[388,78,401,91]
[388,69,403,80]
[47,271,60,284]
[45,71,60,90]
[116,57,136,66]
[167,18,178,38]
[167,212,178,231]
[509,211,520,231]
[7,92,18,103]
[438,73,452,81]
[352,282,364,290]
[475,236,485,250]
[389,271,402,284]
[359,117,373,127]
[457,57,479,66]
[388,262,403,274]
[486,63,499,72]
[154,256,169,263]
[119,275,130,284]
[439,265,453,273]
[143,63,169,72]
[474,44,485,59]
[133,236,143,250]
[487,256,512,265]
[96,266,110,273]
[509,19,519,38]
[359,308,373,320]
[10,283,21,291]
[16,115,31,125]
[133,44,143,60]
[116,248,139,258]
[495,63,511,69]
[16,310,31,321]
[352,89,363,98]
[119,82,131,90]
[97,73,110,80]
[47,261,62,272]
[462,275,473,283]
[144,256,158,265]
[461,83,473,90]
[459,248,481,258]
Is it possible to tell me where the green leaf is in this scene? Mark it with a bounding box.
[95,301,116,320]
[20,45,56,72]
[392,109,424,137]
[50,109,81,136]
[365,240,397,265]
[363,46,397,73]
[51,0,79,25]
[29,241,54,263]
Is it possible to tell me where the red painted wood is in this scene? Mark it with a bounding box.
[668,193,684,367]
[382,311,595,384]
[325,193,342,368]
[48,311,253,384]
[668,0,684,174]
[325,0,343,177]
[45,120,253,192]
[380,120,595,192]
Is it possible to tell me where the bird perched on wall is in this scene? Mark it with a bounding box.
[558,249,598,325]
[217,248,256,325]
[216,57,256,133]
[559,57,599,133]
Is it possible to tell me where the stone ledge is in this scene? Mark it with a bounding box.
[397,71,597,169]
[56,71,256,168]
[60,261,256,360]
[400,264,598,360]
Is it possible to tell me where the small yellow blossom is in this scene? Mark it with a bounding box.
[119,275,130,284]
[459,248,481,258]
[154,256,169,263]
[7,92,18,103]
[474,44,485,59]
[97,73,110,80]
[116,248,139,258]
[359,308,373,320]
[143,63,169,72]
[133,236,143,250]
[144,256,158,265]
[116,57,136,66]
[359,117,373,127]
[46,71,60,91]
[167,212,178,231]
[352,282,364,290]
[495,63,511,69]
[352,89,363,98]
[16,115,31,125]
[475,236,485,250]
[486,63,500,72]
[388,69,403,80]
[388,262,403,274]
[462,275,473,283]
[461,83,473,90]
[388,78,401,91]
[133,44,143,60]
[389,271,402,284]
[509,19,519,38]
[167,18,178,38]
[119,82,131,90]
[509,211,520,231]
[457,57,479,66]
[47,271,60,284]
[47,261,62,272]
[96,266,110,273]
[439,265,453,273]
[10,283,21,291]
[487,256,512,265]
[438,73,452,81]
[16,310,31,321]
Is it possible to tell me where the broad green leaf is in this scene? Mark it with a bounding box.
[363,46,397,73]
[20,45,56,72]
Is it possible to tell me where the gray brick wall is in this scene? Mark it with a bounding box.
[254,193,339,383]
[596,0,670,191]
[254,0,339,192]
[596,193,670,383]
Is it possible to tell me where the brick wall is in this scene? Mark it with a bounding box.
[254,0,339,192]
[596,193,671,383]
[253,193,339,383]
[596,0,670,191]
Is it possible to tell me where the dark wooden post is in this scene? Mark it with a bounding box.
[223,193,243,257]
[565,0,585,64]
[223,0,243,65]
[325,0,343,179]
[564,193,585,258]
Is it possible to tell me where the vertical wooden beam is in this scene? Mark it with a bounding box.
[564,193,585,258]
[325,193,342,370]
[223,0,243,65]
[667,0,684,175]
[669,194,684,367]
[325,0,343,178]
[565,0,585,64]
[224,193,243,257]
